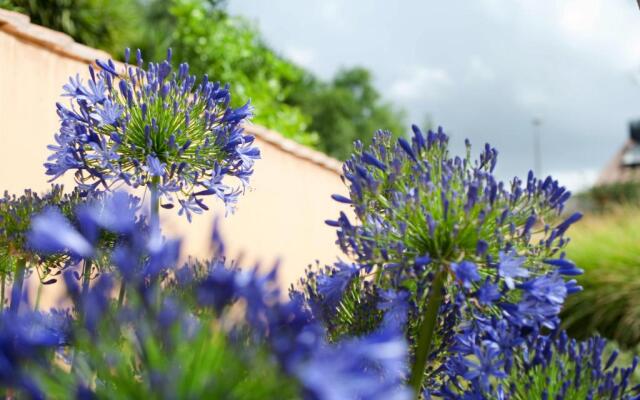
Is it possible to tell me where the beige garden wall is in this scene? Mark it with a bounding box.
[0,9,349,290]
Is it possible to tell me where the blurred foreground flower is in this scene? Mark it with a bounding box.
[0,192,411,399]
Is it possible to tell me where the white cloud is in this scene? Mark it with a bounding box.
[547,168,599,193]
[542,0,640,70]
[557,0,601,38]
[478,0,640,71]
[477,0,514,21]
[389,66,453,101]
[514,86,552,111]
[284,46,316,68]
[318,1,348,28]
[320,1,340,20]
[556,0,640,70]
[466,57,495,82]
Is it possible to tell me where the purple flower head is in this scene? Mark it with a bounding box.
[462,344,507,392]
[451,261,480,289]
[501,332,640,398]
[474,280,501,306]
[145,155,166,177]
[497,251,529,290]
[91,100,123,126]
[299,124,585,396]
[177,197,204,223]
[316,261,359,309]
[543,258,583,276]
[45,49,259,221]
[3,183,416,399]
[500,273,568,329]
[196,262,241,312]
[326,126,577,294]
[296,329,411,400]
[28,207,93,258]
[378,289,410,330]
[26,191,157,289]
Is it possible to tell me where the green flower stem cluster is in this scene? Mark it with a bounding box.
[0,186,84,308]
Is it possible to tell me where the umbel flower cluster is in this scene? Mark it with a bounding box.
[0,186,95,313]
[46,49,259,220]
[299,126,640,398]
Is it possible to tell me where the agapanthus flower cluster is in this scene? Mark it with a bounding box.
[45,49,259,220]
[0,192,411,399]
[437,315,640,398]
[0,186,95,311]
[0,185,73,259]
[302,126,601,396]
[510,333,639,399]
[327,126,578,283]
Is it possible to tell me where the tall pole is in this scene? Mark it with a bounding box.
[532,117,542,176]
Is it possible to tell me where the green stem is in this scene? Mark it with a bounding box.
[1,274,5,310]
[71,260,93,373]
[151,177,164,297]
[118,281,126,308]
[150,176,161,229]
[9,258,26,313]
[409,269,446,397]
[33,283,42,311]
[81,260,92,294]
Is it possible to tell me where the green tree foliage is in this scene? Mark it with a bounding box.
[291,67,405,160]
[148,0,319,147]
[1,0,405,158]
[0,0,141,56]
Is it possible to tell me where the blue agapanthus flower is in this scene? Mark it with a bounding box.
[45,49,259,220]
[301,125,594,396]
[450,261,480,289]
[316,261,359,309]
[448,323,640,399]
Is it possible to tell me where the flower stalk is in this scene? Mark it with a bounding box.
[33,283,42,311]
[150,176,161,229]
[1,274,5,309]
[118,281,126,308]
[82,259,92,294]
[9,258,26,313]
[409,269,446,396]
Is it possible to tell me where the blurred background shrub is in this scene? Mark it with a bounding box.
[561,206,640,349]
[573,181,640,213]
[0,0,405,158]
[590,182,640,209]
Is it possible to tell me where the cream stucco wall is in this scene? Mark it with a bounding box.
[0,11,349,291]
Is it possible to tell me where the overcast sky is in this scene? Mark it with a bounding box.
[228,0,640,191]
